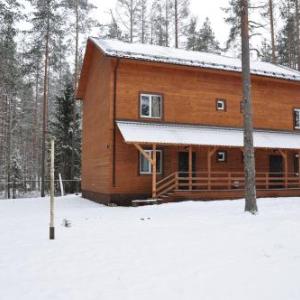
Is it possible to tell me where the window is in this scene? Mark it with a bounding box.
[216,99,226,111]
[140,94,162,119]
[140,150,163,174]
[294,109,300,129]
[217,151,227,162]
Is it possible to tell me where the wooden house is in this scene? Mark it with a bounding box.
[77,37,300,206]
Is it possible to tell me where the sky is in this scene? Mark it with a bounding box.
[90,0,231,46]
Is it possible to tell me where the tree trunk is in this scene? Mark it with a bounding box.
[241,0,257,214]
[295,0,300,70]
[269,0,276,64]
[130,0,133,42]
[70,0,79,192]
[174,0,178,48]
[41,9,50,197]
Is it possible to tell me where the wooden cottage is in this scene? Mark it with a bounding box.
[77,37,300,206]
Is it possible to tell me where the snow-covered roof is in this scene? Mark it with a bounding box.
[117,121,300,149]
[90,37,300,82]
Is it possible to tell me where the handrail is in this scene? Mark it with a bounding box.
[156,170,300,199]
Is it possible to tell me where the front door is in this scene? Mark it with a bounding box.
[269,155,283,188]
[178,152,196,190]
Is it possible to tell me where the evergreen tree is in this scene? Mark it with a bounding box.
[174,0,190,48]
[51,80,81,192]
[186,17,220,53]
[186,16,198,50]
[223,0,264,53]
[197,18,220,53]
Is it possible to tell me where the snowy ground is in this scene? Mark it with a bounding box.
[0,195,300,300]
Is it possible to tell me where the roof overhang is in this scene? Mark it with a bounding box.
[117,121,300,150]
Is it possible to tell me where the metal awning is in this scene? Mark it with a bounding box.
[116,120,300,150]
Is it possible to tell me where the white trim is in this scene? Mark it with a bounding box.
[294,108,300,129]
[139,150,163,174]
[216,99,225,111]
[217,151,226,162]
[140,93,162,119]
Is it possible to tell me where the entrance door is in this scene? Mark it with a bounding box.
[178,152,196,190]
[269,155,283,188]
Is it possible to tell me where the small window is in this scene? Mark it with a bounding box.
[140,150,162,174]
[216,99,226,111]
[217,151,227,162]
[294,109,300,129]
[140,94,162,119]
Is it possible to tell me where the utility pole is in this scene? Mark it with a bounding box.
[241,0,258,214]
[6,94,11,199]
[49,137,55,240]
[41,7,50,197]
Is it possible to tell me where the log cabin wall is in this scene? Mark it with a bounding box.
[81,49,114,202]
[115,59,300,131]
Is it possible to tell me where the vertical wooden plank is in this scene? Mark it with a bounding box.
[152,144,157,198]
[208,147,211,190]
[189,145,192,191]
[284,151,288,189]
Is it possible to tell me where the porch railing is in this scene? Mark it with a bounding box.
[156,171,300,198]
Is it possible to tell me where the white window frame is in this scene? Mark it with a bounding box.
[294,108,300,129]
[139,150,163,174]
[216,99,226,111]
[217,151,226,162]
[140,93,162,119]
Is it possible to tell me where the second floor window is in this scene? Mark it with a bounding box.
[140,93,162,119]
[294,109,300,129]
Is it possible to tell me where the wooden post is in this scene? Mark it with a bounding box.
[152,144,157,198]
[188,145,192,191]
[279,149,288,188]
[49,137,55,240]
[207,147,217,190]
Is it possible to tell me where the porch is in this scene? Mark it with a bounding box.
[117,121,300,203]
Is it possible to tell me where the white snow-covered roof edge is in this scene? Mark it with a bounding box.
[116,120,300,150]
[90,37,300,82]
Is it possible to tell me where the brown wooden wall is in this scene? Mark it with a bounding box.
[115,59,300,131]
[81,48,113,196]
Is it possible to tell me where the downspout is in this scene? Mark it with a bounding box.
[112,58,120,187]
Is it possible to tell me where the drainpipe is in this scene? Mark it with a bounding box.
[112,58,120,187]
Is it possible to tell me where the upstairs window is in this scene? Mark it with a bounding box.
[140,94,162,119]
[294,108,300,129]
[139,150,162,174]
[216,99,226,111]
[217,151,227,162]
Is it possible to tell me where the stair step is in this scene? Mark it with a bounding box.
[132,199,158,206]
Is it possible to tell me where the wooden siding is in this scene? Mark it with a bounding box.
[116,59,300,131]
[81,49,114,195]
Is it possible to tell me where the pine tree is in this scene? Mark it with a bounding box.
[173,0,190,48]
[197,18,220,53]
[186,16,198,50]
[186,17,220,53]
[51,79,81,193]
[241,0,257,214]
[116,0,142,42]
[223,0,264,53]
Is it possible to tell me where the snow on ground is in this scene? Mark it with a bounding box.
[0,195,300,300]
